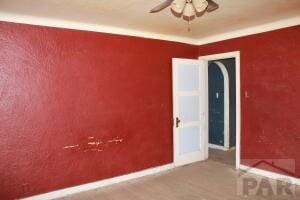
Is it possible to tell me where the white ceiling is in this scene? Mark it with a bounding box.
[0,0,299,42]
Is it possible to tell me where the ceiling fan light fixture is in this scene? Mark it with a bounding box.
[192,0,208,13]
[171,0,186,14]
[149,0,219,31]
[183,2,196,17]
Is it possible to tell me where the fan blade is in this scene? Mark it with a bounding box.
[206,0,219,12]
[150,0,174,13]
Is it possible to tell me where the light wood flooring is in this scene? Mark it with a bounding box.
[209,147,236,166]
[57,150,299,200]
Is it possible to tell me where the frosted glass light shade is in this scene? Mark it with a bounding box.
[183,2,196,17]
[171,0,186,14]
[193,0,208,13]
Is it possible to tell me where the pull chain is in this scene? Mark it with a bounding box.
[187,17,191,32]
[187,0,192,32]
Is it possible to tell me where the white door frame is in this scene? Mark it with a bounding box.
[199,51,241,169]
[208,61,230,150]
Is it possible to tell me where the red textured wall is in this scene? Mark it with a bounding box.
[0,21,198,199]
[1,20,299,199]
[198,26,300,177]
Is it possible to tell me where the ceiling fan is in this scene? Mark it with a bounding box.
[150,0,219,30]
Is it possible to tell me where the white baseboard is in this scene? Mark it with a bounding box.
[209,143,229,151]
[22,163,175,200]
[19,161,300,199]
[239,164,300,186]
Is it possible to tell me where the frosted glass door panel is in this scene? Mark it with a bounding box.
[178,64,199,91]
[179,96,199,123]
[173,58,206,167]
[179,127,200,155]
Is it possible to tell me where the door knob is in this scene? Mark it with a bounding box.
[176,117,181,128]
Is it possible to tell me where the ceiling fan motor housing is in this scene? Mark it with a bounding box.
[172,0,209,17]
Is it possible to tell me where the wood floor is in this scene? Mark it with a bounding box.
[209,147,236,166]
[57,153,299,200]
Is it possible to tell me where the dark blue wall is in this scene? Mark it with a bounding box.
[208,63,225,146]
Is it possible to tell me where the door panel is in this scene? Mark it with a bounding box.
[178,96,199,123]
[178,64,199,91]
[173,58,208,166]
[179,127,200,155]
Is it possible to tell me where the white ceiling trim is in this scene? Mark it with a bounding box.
[196,17,300,45]
[0,12,198,45]
[0,12,299,46]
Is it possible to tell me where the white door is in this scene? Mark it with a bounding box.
[172,58,208,167]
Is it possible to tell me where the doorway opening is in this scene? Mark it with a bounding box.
[208,58,236,166]
[199,51,241,169]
